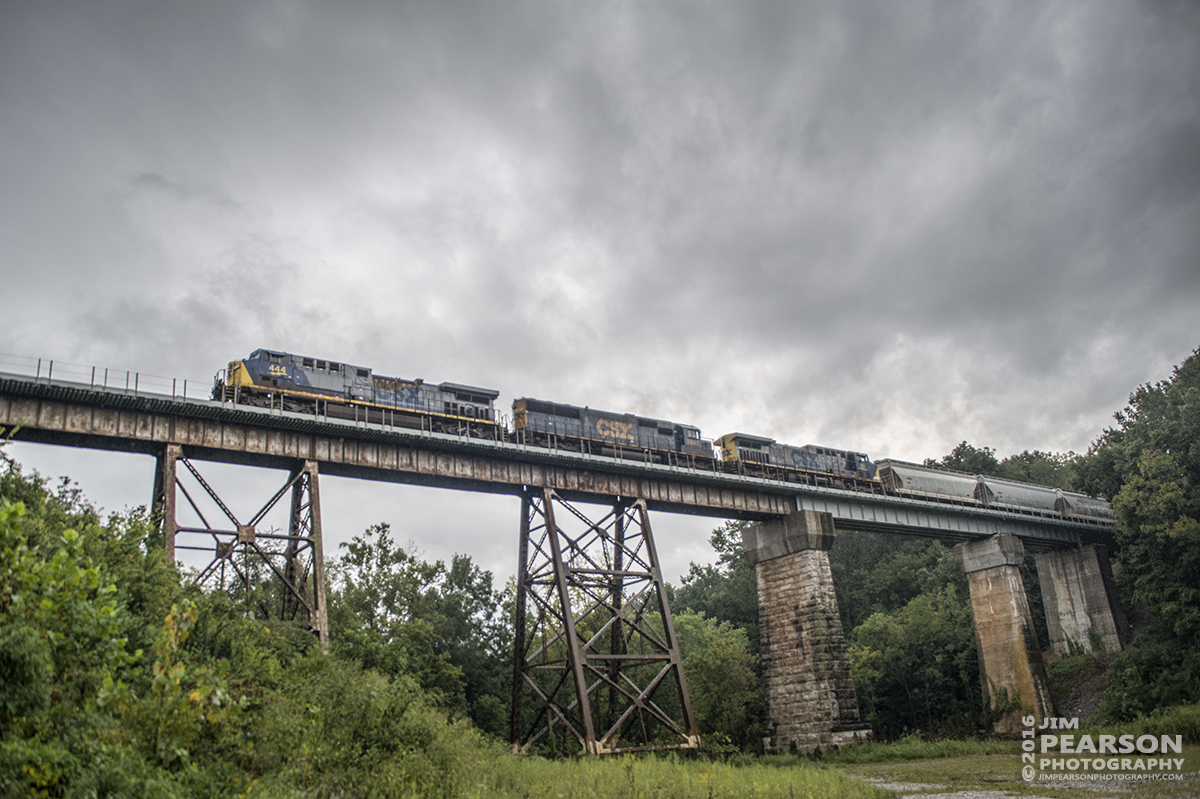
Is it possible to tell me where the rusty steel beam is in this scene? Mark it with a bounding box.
[151,446,329,644]
[0,387,796,519]
[511,489,699,755]
[0,374,1114,545]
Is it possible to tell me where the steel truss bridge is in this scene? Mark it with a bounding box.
[0,363,1113,755]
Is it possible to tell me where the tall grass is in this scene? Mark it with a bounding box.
[474,753,888,799]
[241,742,888,799]
[775,734,1010,766]
[1081,702,1200,744]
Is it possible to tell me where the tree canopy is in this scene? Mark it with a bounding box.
[1076,347,1200,717]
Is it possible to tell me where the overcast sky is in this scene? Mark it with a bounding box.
[2,1,1198,584]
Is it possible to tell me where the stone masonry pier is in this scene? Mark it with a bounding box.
[1036,544,1129,657]
[955,533,1053,734]
[743,510,871,752]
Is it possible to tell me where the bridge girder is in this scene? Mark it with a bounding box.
[0,373,1111,548]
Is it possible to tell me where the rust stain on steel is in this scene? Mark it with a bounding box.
[1,394,797,515]
[65,407,91,434]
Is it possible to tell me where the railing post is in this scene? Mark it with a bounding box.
[151,443,182,565]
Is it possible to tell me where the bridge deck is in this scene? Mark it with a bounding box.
[0,372,1111,548]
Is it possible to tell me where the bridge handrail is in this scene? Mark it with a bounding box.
[0,356,1114,540]
[0,353,211,402]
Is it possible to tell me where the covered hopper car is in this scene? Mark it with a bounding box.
[875,459,1113,521]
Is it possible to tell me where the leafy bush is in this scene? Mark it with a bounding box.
[674,610,763,751]
[849,585,983,739]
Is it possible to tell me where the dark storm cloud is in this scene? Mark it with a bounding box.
[2,0,1198,578]
[527,0,1200,436]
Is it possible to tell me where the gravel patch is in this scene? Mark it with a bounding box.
[893,793,1055,799]
[860,775,1130,798]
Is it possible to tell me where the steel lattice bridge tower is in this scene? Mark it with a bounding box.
[511,489,697,754]
[152,444,329,644]
[1,362,1117,755]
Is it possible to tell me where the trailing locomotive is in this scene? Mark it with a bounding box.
[211,348,1112,524]
[715,432,877,489]
[213,348,502,438]
[513,397,714,465]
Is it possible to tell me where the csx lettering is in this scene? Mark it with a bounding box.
[596,419,634,441]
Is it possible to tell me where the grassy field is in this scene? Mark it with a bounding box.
[237,704,1200,798]
[457,743,1200,799]
[470,722,1200,799]
[806,704,1200,798]
[469,754,889,799]
[834,745,1200,799]
[232,739,1196,798]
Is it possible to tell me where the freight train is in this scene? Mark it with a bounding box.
[212,348,1111,522]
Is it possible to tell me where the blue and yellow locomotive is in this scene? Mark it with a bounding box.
[715,432,877,488]
[210,348,1112,524]
[214,348,501,438]
[512,397,715,465]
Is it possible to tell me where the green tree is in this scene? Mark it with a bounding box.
[415,554,510,737]
[1077,347,1200,501]
[1072,347,1200,718]
[999,450,1077,489]
[0,453,510,795]
[673,611,763,751]
[329,524,463,702]
[328,524,510,735]
[925,442,1002,475]
[673,521,760,654]
[923,441,1078,489]
[849,585,982,739]
[1099,448,1200,717]
[830,533,965,633]
[0,496,147,795]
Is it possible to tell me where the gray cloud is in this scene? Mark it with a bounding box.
[2,0,1197,582]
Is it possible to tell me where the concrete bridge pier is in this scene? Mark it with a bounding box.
[954,533,1053,734]
[742,510,871,752]
[1036,545,1128,656]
